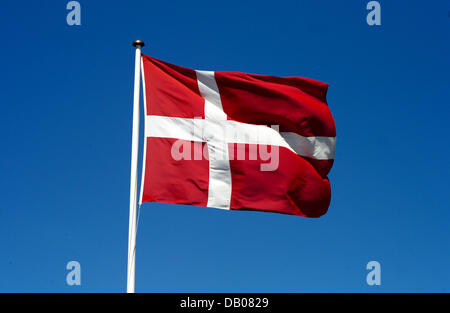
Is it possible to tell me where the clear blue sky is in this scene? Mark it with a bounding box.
[0,1,449,292]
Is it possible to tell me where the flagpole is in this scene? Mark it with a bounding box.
[127,39,145,293]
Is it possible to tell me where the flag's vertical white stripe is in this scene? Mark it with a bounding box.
[196,70,232,210]
[196,70,227,121]
[139,58,148,205]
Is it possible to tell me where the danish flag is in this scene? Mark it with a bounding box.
[138,55,336,217]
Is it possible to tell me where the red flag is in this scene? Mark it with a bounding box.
[139,55,336,217]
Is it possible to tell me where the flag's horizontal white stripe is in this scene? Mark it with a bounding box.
[145,115,336,160]
[280,132,336,160]
[224,120,296,154]
[146,116,203,142]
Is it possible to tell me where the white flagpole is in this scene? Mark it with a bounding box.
[127,39,145,293]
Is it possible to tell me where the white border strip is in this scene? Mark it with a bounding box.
[138,58,148,206]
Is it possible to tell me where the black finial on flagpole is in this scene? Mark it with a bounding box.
[132,40,145,48]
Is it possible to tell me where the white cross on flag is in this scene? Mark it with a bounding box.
[138,55,336,217]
